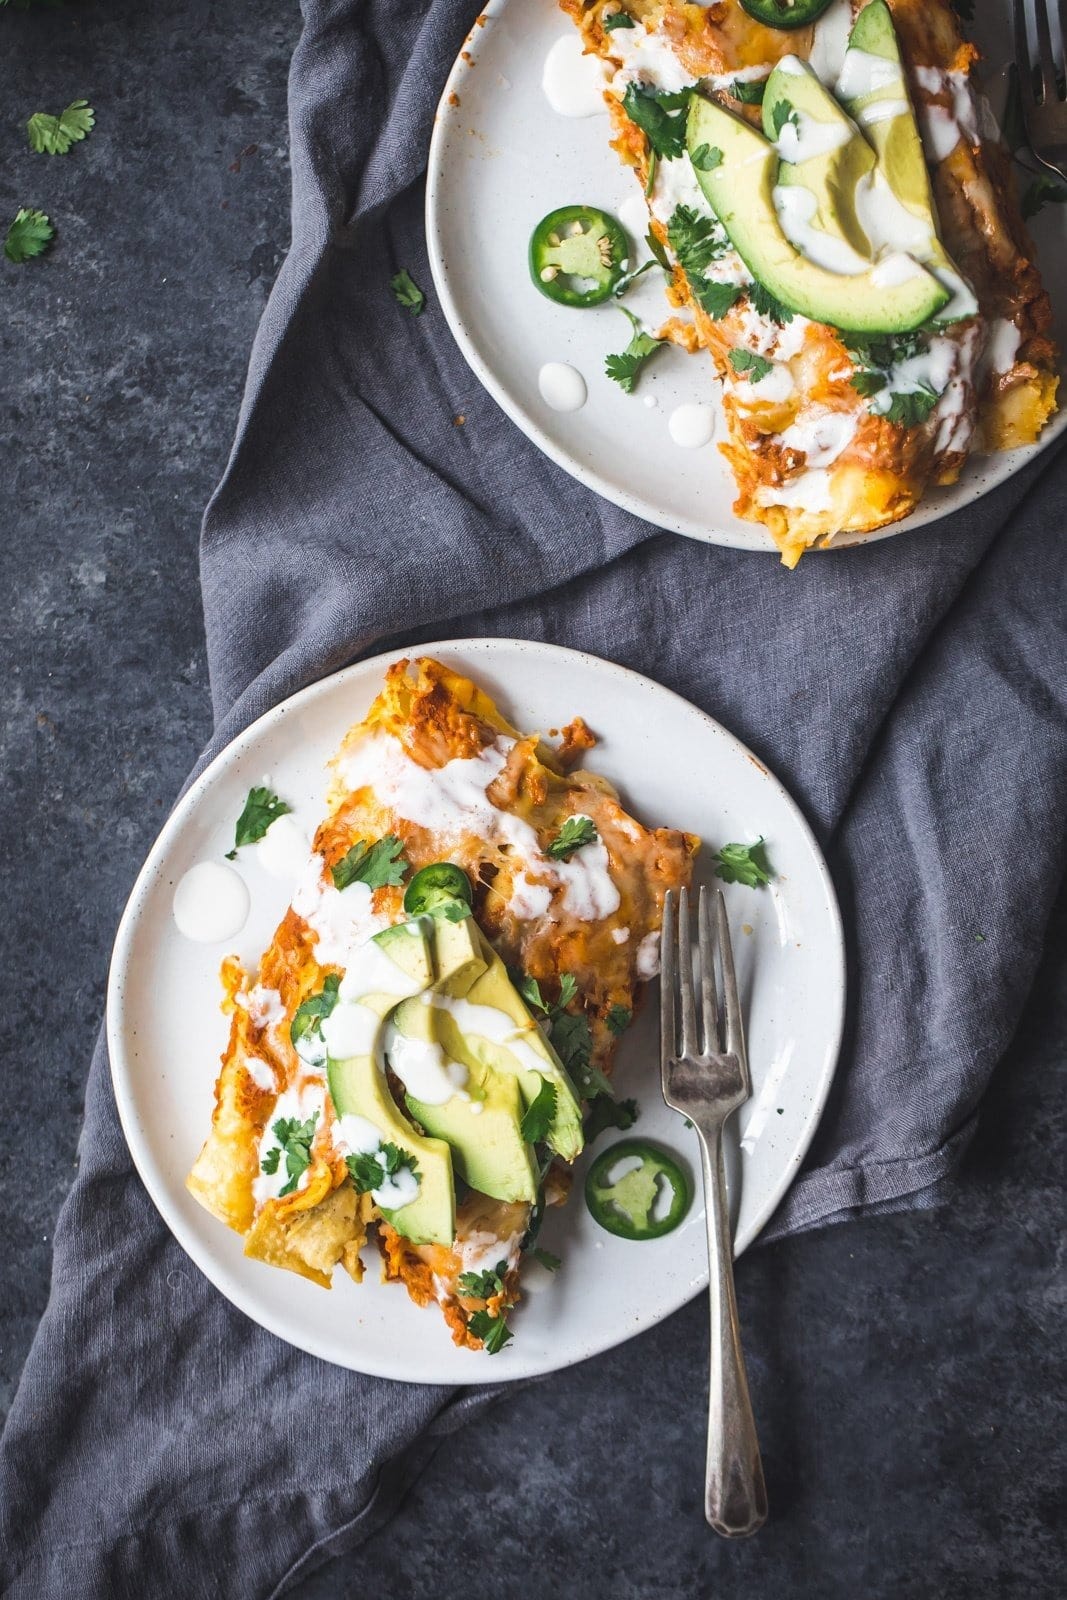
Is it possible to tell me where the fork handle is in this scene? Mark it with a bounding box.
[699,1120,768,1537]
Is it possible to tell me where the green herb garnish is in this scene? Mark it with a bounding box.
[689,142,723,172]
[4,208,54,264]
[546,814,599,859]
[603,9,635,27]
[731,78,767,105]
[27,99,94,155]
[882,385,939,426]
[262,1113,319,1197]
[331,834,408,891]
[729,349,774,382]
[714,838,773,888]
[531,1247,561,1271]
[606,1004,632,1035]
[584,1094,639,1144]
[622,82,691,162]
[346,1141,420,1197]
[468,1309,513,1353]
[290,974,341,1052]
[520,1079,558,1145]
[226,785,291,858]
[605,309,664,395]
[390,268,426,314]
[457,1261,507,1299]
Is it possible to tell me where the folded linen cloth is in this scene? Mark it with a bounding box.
[3,0,1065,1594]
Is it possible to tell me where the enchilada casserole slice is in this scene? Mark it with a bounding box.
[560,0,1059,566]
[188,658,696,1351]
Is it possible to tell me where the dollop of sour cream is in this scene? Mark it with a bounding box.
[668,403,716,449]
[538,362,588,413]
[542,34,607,117]
[173,861,250,943]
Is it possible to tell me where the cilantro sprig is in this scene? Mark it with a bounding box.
[468,1308,513,1354]
[4,208,54,264]
[457,1260,507,1300]
[606,1004,632,1036]
[605,309,664,395]
[546,814,599,860]
[332,834,408,891]
[390,268,425,314]
[530,1247,561,1271]
[603,8,635,27]
[584,1094,639,1144]
[261,1113,319,1197]
[346,1141,420,1197]
[714,838,773,888]
[520,1079,558,1145]
[689,143,723,173]
[666,204,739,322]
[730,78,767,106]
[290,974,341,1054]
[729,349,774,382]
[622,82,691,162]
[226,785,291,858]
[27,100,94,156]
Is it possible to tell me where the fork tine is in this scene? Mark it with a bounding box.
[677,886,698,1058]
[659,890,676,1094]
[1034,0,1059,102]
[716,890,748,1087]
[1014,0,1036,105]
[698,886,720,1054]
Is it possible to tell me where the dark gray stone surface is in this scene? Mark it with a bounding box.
[1,2,1063,1595]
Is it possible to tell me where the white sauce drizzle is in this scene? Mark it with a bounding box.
[983,317,1021,377]
[636,931,661,980]
[290,859,388,967]
[776,107,852,165]
[237,984,286,1032]
[244,1056,276,1092]
[607,22,694,96]
[773,185,871,276]
[423,991,552,1079]
[757,468,834,514]
[836,47,902,103]
[384,1021,470,1106]
[542,34,608,117]
[331,1111,421,1212]
[455,1228,525,1279]
[252,1079,328,1207]
[508,870,554,920]
[611,926,631,945]
[173,861,250,944]
[731,362,796,408]
[775,408,858,467]
[538,362,588,413]
[668,403,716,449]
[808,0,854,89]
[912,66,980,162]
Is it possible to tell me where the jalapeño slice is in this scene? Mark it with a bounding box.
[740,0,834,27]
[529,205,629,307]
[403,862,473,916]
[584,1139,691,1240]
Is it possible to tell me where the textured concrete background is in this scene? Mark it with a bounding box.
[1,2,1064,1595]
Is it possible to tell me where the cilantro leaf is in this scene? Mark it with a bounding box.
[604,309,664,395]
[770,100,800,140]
[516,974,548,1014]
[689,143,723,172]
[603,8,635,27]
[667,203,728,276]
[584,1094,639,1144]
[390,268,425,314]
[517,971,576,1019]
[729,348,774,382]
[346,1142,419,1196]
[849,369,887,398]
[226,785,291,858]
[520,1079,558,1145]
[290,973,341,1050]
[606,1004,632,1035]
[714,838,773,888]
[622,82,691,162]
[468,1309,513,1354]
[546,814,599,860]
[27,99,94,156]
[457,1261,507,1299]
[331,834,408,891]
[4,208,54,264]
[435,898,472,922]
[731,77,767,105]
[531,1247,561,1270]
[882,385,939,426]
[694,280,741,320]
[1021,173,1067,220]
[263,1112,319,1197]
[557,973,578,1010]
[748,282,794,323]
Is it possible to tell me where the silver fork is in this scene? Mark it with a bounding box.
[1014,0,1067,179]
[660,886,767,1538]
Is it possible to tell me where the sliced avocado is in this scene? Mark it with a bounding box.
[763,55,875,264]
[393,993,539,1205]
[686,93,949,332]
[429,913,487,998]
[837,0,976,321]
[326,920,455,1246]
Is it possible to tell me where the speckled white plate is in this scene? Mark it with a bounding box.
[107,639,844,1382]
[425,0,1066,554]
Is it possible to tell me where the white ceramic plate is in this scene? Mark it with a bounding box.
[426,0,1066,554]
[108,639,844,1382]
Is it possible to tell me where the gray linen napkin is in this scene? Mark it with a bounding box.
[3,0,1065,1593]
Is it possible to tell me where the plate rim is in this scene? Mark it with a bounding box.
[424,0,1067,556]
[106,636,846,1382]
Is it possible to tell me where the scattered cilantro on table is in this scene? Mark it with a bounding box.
[27,99,94,155]
[605,308,664,395]
[4,207,54,263]
[390,268,425,314]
